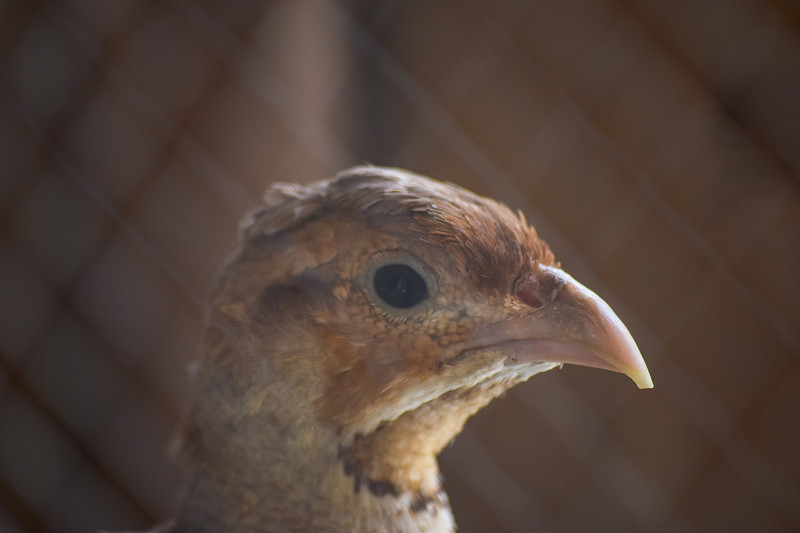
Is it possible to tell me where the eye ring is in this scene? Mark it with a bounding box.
[360,253,436,317]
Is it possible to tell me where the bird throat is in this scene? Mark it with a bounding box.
[335,380,514,506]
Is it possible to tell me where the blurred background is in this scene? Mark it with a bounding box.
[1,1,799,531]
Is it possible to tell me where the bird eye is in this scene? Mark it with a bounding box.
[373,264,428,309]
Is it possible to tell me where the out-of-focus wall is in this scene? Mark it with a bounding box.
[1,1,798,532]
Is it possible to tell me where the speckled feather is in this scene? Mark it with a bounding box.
[164,166,635,533]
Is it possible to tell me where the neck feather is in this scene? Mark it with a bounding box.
[177,350,464,532]
[177,328,530,532]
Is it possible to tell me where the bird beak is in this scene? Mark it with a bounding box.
[467,265,653,389]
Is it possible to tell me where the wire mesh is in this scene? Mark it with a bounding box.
[1,1,799,532]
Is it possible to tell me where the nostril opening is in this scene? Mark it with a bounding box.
[517,289,543,308]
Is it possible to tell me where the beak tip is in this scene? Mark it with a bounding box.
[622,359,653,389]
[633,372,654,389]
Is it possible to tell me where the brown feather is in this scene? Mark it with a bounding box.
[169,166,648,533]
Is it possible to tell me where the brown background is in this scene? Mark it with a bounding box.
[1,1,799,532]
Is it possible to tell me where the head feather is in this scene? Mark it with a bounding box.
[242,166,556,290]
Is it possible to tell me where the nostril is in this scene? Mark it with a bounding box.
[517,289,543,308]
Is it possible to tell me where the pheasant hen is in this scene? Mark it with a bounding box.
[164,166,651,532]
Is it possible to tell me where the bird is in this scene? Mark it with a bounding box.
[152,165,652,533]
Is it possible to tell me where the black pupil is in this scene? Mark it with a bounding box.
[373,264,428,308]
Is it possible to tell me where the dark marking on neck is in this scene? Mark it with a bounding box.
[338,440,448,514]
[337,435,448,500]
[338,443,400,497]
[367,478,399,497]
[410,490,448,514]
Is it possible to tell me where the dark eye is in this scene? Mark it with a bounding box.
[373,264,428,308]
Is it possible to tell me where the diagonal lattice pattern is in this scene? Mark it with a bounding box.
[1,1,798,532]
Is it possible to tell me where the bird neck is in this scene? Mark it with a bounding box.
[176,321,526,532]
[178,400,457,533]
[176,338,464,532]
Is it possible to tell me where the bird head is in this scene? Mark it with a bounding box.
[188,166,652,519]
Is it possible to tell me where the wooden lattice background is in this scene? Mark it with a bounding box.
[1,1,799,532]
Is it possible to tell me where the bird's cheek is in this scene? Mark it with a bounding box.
[411,334,439,357]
